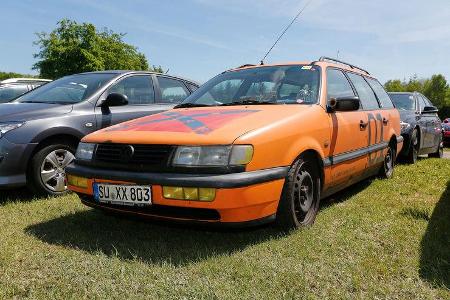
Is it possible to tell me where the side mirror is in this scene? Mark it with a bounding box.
[328,96,360,112]
[102,93,128,107]
[422,106,438,114]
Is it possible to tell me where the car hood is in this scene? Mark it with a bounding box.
[84,105,315,145]
[0,102,73,121]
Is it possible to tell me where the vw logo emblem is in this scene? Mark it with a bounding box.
[121,145,135,162]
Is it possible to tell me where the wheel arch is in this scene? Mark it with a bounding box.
[295,149,325,192]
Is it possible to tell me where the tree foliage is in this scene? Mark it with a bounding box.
[33,19,160,79]
[384,74,450,119]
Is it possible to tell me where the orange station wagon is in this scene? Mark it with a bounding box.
[67,57,403,230]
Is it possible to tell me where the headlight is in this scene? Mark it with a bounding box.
[75,143,96,161]
[400,121,411,132]
[0,122,24,138]
[172,145,253,167]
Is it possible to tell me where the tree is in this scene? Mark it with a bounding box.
[423,74,448,109]
[33,19,159,79]
[384,79,405,92]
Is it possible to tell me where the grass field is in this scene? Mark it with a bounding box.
[0,158,449,299]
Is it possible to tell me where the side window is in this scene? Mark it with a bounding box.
[347,73,380,110]
[418,95,428,111]
[366,78,394,108]
[157,77,190,103]
[109,75,154,105]
[326,69,355,101]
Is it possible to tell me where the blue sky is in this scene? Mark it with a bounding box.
[1,0,449,83]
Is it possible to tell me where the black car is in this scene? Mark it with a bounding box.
[0,71,199,195]
[389,92,443,163]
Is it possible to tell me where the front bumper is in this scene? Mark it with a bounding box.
[0,138,36,188]
[66,164,289,225]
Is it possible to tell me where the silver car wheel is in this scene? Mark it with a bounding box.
[40,149,75,192]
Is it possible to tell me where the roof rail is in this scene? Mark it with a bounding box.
[236,64,257,69]
[317,56,370,75]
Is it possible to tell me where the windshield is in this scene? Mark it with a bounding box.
[389,93,415,110]
[0,85,29,103]
[181,65,320,106]
[15,73,116,104]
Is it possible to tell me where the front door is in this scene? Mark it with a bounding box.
[95,75,170,129]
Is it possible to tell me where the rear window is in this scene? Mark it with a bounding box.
[347,73,380,110]
[366,78,394,108]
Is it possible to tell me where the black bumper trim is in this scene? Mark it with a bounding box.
[323,142,388,167]
[67,164,289,188]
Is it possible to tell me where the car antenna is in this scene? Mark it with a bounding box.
[259,0,313,65]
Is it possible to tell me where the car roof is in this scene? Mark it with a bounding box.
[77,70,200,86]
[0,78,52,84]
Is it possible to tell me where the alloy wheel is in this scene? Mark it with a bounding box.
[40,149,75,192]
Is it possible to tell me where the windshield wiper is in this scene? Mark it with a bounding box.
[219,99,277,106]
[173,103,212,109]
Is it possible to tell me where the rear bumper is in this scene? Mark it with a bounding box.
[67,164,288,225]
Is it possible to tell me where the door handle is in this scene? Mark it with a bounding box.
[360,120,368,130]
[382,118,389,125]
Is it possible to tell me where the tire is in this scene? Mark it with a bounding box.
[428,140,443,158]
[405,129,419,164]
[28,143,76,196]
[275,157,321,231]
[379,143,395,179]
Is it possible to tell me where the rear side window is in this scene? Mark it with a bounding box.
[109,75,155,105]
[158,77,190,103]
[366,78,394,108]
[326,69,355,101]
[347,73,380,110]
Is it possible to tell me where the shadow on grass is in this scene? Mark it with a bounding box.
[24,177,376,266]
[0,187,37,204]
[419,180,450,288]
[25,210,283,266]
[320,179,373,210]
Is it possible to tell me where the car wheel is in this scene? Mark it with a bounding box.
[406,129,419,164]
[428,141,443,158]
[379,143,395,179]
[29,143,76,196]
[275,156,321,231]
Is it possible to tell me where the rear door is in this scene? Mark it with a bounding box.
[417,94,433,149]
[95,75,169,129]
[346,73,386,169]
[154,76,191,104]
[326,68,369,186]
[421,94,442,149]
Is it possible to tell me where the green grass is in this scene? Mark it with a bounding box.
[0,159,449,299]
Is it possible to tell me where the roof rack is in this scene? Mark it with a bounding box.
[236,64,257,69]
[317,56,370,75]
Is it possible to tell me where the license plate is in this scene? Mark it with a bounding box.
[93,183,152,206]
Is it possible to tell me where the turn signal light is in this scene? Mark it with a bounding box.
[67,175,88,188]
[163,186,216,201]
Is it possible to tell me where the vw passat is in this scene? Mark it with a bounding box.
[67,57,403,230]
